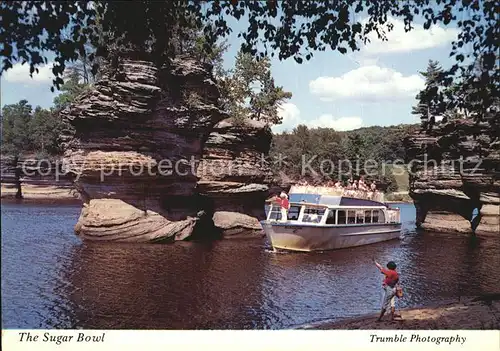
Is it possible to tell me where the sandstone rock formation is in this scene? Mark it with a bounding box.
[60,53,272,242]
[197,118,273,237]
[0,155,77,200]
[405,118,499,237]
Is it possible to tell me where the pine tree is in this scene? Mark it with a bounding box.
[412,60,444,130]
[52,69,90,111]
[219,51,292,125]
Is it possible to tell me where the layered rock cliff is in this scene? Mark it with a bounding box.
[197,118,273,237]
[405,118,499,237]
[1,155,77,200]
[60,53,271,242]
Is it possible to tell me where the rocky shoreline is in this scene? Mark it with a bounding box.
[299,294,500,330]
[405,119,500,238]
[1,155,81,203]
[1,184,80,202]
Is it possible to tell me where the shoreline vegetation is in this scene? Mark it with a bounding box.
[300,294,500,330]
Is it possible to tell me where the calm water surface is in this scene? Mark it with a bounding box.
[2,202,499,329]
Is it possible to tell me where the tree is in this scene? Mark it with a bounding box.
[2,1,497,120]
[30,107,64,155]
[1,100,64,156]
[415,54,500,126]
[53,68,91,110]
[450,55,500,122]
[412,60,445,130]
[221,51,292,124]
[1,100,33,156]
[270,124,418,187]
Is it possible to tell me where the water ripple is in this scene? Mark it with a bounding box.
[2,202,499,329]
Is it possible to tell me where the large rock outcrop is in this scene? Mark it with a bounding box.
[197,118,273,237]
[60,53,271,242]
[405,118,499,237]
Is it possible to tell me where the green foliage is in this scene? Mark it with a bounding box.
[183,91,205,108]
[413,55,500,128]
[1,100,33,156]
[1,100,64,156]
[447,56,500,122]
[270,124,419,190]
[412,60,445,128]
[53,69,91,110]
[385,192,412,203]
[2,1,497,119]
[220,51,292,125]
[31,107,64,154]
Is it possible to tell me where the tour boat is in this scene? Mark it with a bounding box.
[261,186,402,252]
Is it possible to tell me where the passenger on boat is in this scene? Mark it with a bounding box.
[373,259,401,322]
[279,192,290,221]
[358,177,368,191]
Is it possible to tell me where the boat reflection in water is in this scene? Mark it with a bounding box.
[261,186,402,252]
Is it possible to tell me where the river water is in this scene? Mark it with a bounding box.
[2,202,499,329]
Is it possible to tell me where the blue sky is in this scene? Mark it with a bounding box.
[1,13,460,133]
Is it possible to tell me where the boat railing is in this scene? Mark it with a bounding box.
[289,185,385,202]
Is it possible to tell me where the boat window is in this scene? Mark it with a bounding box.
[337,210,346,224]
[372,209,385,223]
[365,210,373,223]
[302,207,325,223]
[268,205,282,221]
[287,205,301,221]
[326,210,337,224]
[356,210,364,224]
[347,210,356,224]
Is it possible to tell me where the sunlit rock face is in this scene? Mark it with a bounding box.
[197,118,273,237]
[405,118,499,237]
[60,53,272,242]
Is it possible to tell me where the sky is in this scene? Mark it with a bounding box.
[0,12,461,133]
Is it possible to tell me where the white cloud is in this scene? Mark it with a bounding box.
[1,62,54,85]
[362,17,459,55]
[309,65,424,102]
[275,102,362,132]
[308,114,363,131]
[278,102,301,125]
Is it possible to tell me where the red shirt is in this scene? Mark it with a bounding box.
[279,198,290,209]
[381,268,399,287]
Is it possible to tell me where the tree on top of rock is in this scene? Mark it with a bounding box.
[450,55,500,123]
[412,60,445,130]
[53,67,92,111]
[220,51,292,125]
[413,54,500,131]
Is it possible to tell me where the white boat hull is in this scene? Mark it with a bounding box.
[261,221,402,252]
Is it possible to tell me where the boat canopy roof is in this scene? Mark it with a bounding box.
[287,185,386,207]
[288,193,387,208]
